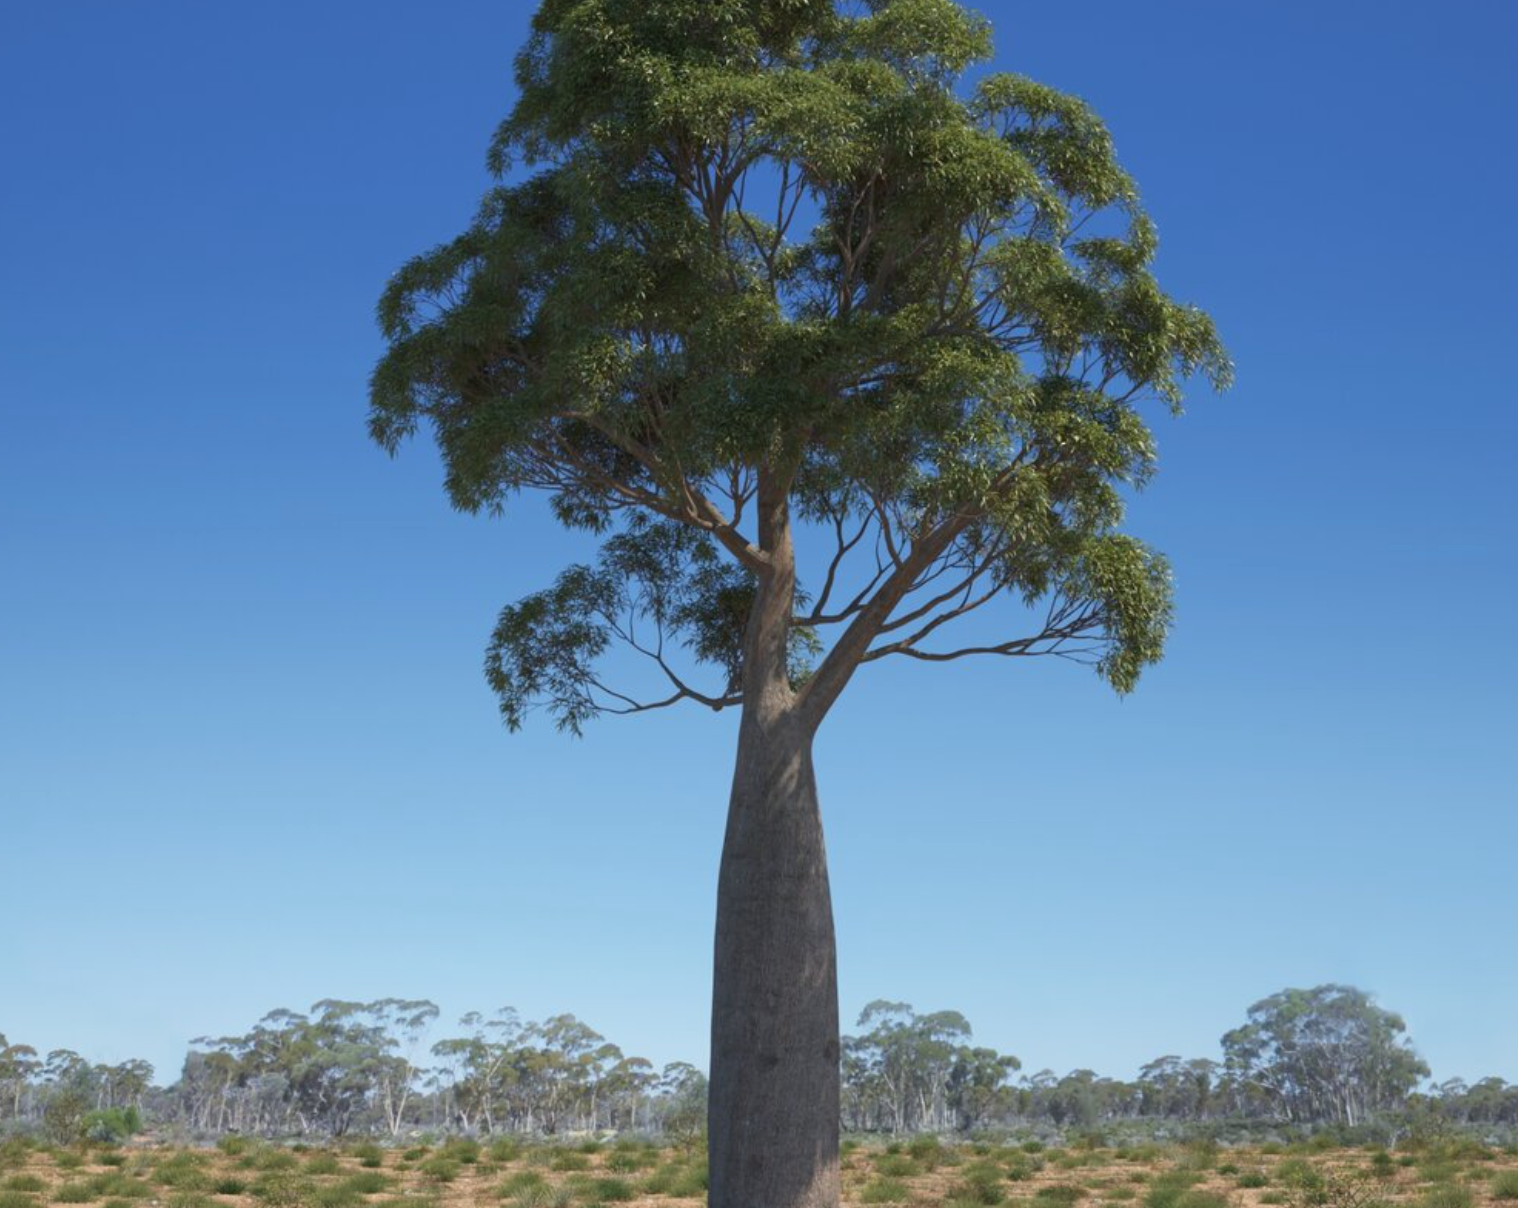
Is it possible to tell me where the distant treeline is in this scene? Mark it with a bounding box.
[3,985,1515,1143]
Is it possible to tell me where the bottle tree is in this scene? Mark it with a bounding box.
[370,2,1229,1204]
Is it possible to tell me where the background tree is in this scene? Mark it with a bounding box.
[369,0,1228,1201]
[1222,984,1430,1127]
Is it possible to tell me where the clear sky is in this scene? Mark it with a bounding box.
[2,1,1515,1092]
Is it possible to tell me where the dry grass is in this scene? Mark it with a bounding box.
[1,1138,1515,1208]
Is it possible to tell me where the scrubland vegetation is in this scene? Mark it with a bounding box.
[5,1131,1518,1208]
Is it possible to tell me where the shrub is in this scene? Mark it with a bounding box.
[1236,1173,1269,1190]
[85,1177,146,1201]
[908,1137,943,1164]
[155,1160,209,1191]
[251,1154,298,1175]
[500,1173,546,1196]
[441,1142,479,1166]
[1418,1189,1472,1208]
[81,1112,140,1147]
[586,1180,634,1203]
[1492,1174,1518,1201]
[549,1155,589,1174]
[875,1155,919,1178]
[952,1164,1006,1207]
[4,1180,44,1195]
[665,1164,708,1198]
[55,1157,85,1174]
[486,1142,520,1166]
[417,1159,459,1185]
[250,1174,312,1208]
[313,1185,362,1208]
[1144,1173,1202,1208]
[305,1156,340,1176]
[0,1193,37,1208]
[218,1140,251,1158]
[1036,1188,1086,1206]
[54,1187,96,1205]
[859,1179,910,1204]
[342,1174,388,1197]
[212,1179,247,1196]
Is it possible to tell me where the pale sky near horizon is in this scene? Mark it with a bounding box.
[2,2,1515,1092]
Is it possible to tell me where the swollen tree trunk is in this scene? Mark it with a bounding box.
[708,475,840,1208]
[709,708,839,1208]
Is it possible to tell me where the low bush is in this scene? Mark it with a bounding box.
[416,1159,459,1185]
[1143,1172,1202,1208]
[341,1172,389,1196]
[486,1142,520,1166]
[874,1154,918,1178]
[858,1178,910,1204]
[1418,1189,1473,1208]
[1492,1174,1518,1201]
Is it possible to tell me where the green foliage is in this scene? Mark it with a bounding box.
[440,1140,480,1165]
[314,1184,363,1208]
[343,1173,389,1197]
[875,1154,920,1177]
[371,0,1230,737]
[585,1180,634,1203]
[500,1173,546,1197]
[859,1178,911,1204]
[1418,1190,1473,1208]
[212,1179,247,1197]
[1143,1172,1201,1208]
[1492,1174,1518,1200]
[305,1155,341,1176]
[1035,1188,1086,1206]
[0,1194,37,1208]
[251,1173,313,1208]
[1236,1173,1269,1190]
[3,1182,43,1195]
[80,1111,139,1147]
[349,1147,383,1172]
[486,1142,520,1166]
[548,1154,589,1174]
[52,1187,96,1205]
[952,1162,1008,1206]
[416,1159,459,1185]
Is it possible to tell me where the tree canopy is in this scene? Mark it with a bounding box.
[369,0,1231,735]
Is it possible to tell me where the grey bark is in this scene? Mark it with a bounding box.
[708,476,841,1208]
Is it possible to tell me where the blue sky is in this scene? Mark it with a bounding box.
[2,1,1515,1091]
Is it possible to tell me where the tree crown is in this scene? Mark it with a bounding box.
[370,0,1230,732]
